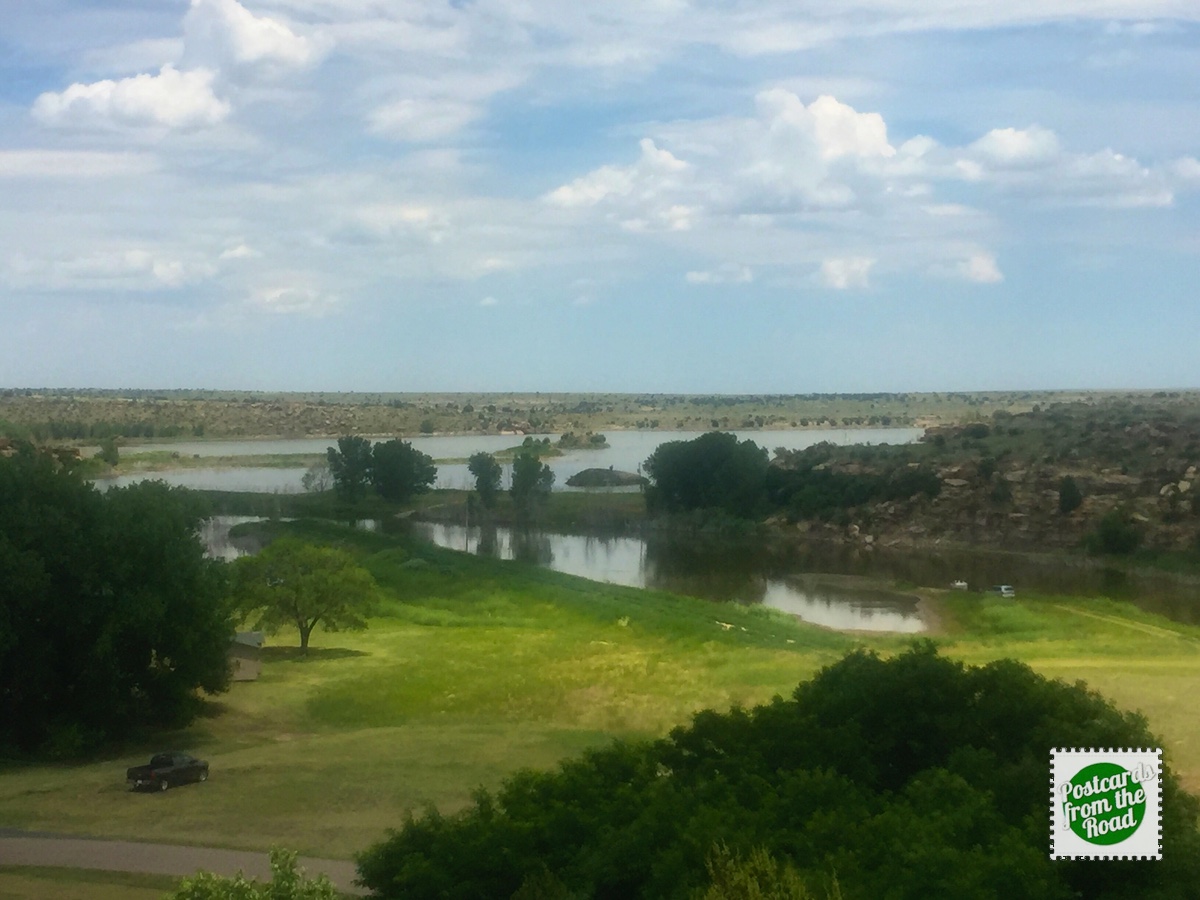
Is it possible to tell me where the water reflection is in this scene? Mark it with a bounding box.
[414,522,927,633]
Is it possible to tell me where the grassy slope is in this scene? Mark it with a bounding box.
[0,868,177,900]
[1,523,1197,862]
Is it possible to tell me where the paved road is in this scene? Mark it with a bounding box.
[0,830,367,896]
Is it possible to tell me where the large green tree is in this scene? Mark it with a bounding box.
[358,644,1200,900]
[371,439,437,503]
[510,448,554,515]
[0,445,232,755]
[468,451,502,509]
[326,436,374,503]
[231,538,378,654]
[644,431,769,519]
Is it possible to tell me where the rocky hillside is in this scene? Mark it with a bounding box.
[770,399,1200,554]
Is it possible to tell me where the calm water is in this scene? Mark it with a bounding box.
[102,428,923,494]
[413,522,928,633]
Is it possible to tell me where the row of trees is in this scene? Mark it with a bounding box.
[326,436,437,504]
[468,448,554,515]
[643,432,941,522]
[357,644,1200,899]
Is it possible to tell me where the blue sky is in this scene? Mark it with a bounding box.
[1,1,1198,392]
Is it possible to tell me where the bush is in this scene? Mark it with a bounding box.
[1085,509,1143,555]
[1058,476,1083,515]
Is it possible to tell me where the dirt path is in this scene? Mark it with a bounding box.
[0,830,366,896]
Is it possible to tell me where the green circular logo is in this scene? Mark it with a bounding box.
[1062,762,1146,845]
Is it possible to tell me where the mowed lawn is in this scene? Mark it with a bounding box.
[1,522,1198,863]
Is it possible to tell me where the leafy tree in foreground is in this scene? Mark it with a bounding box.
[327,435,374,504]
[231,537,378,654]
[0,446,232,755]
[169,848,338,900]
[357,644,1200,900]
[371,438,437,503]
[469,451,503,509]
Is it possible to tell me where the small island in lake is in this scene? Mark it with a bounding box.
[566,467,646,488]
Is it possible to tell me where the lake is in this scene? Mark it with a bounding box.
[100,427,923,494]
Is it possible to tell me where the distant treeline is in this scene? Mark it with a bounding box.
[644,432,940,523]
[0,419,204,440]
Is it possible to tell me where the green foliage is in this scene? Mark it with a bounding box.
[0,446,232,755]
[326,436,373,504]
[696,845,825,900]
[168,849,338,900]
[1058,476,1083,515]
[357,644,1200,900]
[469,452,503,509]
[645,432,769,519]
[97,437,120,466]
[1085,509,1144,556]
[511,449,554,516]
[371,439,437,503]
[231,537,379,653]
[420,418,436,434]
[301,460,331,494]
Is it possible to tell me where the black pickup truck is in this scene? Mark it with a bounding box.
[126,752,209,792]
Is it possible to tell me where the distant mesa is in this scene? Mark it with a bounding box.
[566,467,646,488]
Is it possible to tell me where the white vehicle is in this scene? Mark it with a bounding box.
[990,584,1016,599]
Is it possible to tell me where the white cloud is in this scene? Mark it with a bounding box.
[184,0,320,68]
[686,264,753,284]
[820,257,874,290]
[247,284,340,316]
[32,65,229,130]
[220,243,261,260]
[0,151,155,178]
[958,252,1004,284]
[970,126,1061,166]
[1174,157,1200,183]
[480,295,499,306]
[547,138,688,208]
[368,99,481,143]
[6,248,216,291]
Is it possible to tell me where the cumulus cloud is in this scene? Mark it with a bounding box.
[547,138,689,208]
[32,66,229,130]
[184,0,320,68]
[970,126,1061,166]
[820,257,874,290]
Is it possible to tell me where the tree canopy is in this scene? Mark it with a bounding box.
[326,436,437,504]
[0,445,232,755]
[510,448,554,515]
[371,438,437,503]
[468,451,503,509]
[326,435,373,503]
[231,537,378,654]
[644,431,769,519]
[357,644,1200,900]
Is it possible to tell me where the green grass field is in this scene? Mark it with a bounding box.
[1,522,1197,868]
[0,868,178,900]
